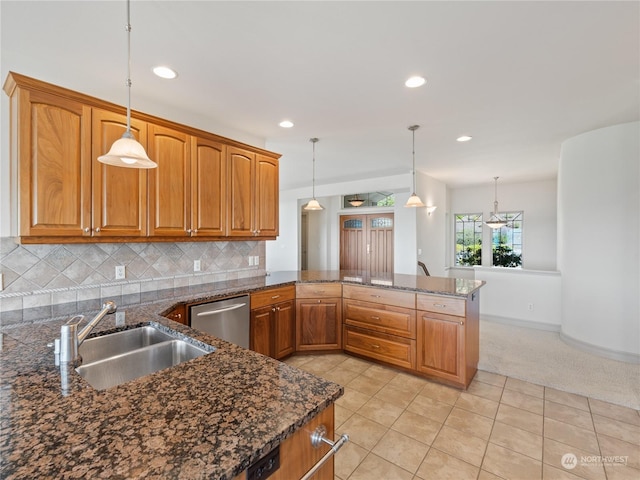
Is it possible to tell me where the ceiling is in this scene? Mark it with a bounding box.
[2,1,638,191]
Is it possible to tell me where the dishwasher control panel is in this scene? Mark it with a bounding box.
[247,445,280,480]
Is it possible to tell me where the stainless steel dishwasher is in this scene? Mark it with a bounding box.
[190,295,250,349]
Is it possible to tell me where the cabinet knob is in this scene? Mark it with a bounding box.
[83,227,90,233]
[272,307,276,312]
[187,229,192,234]
[174,313,182,319]
[95,227,101,233]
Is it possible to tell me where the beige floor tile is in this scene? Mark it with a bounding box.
[334,404,354,430]
[467,378,504,402]
[505,377,545,399]
[543,437,605,480]
[545,400,595,431]
[543,419,600,459]
[501,388,544,415]
[589,398,640,427]
[336,413,388,450]
[335,387,371,411]
[334,440,368,480]
[357,396,404,427]
[475,370,507,387]
[391,410,443,445]
[361,363,399,383]
[388,371,431,392]
[496,403,544,435]
[542,463,589,480]
[545,387,590,412]
[455,392,500,419]
[603,464,640,480]
[490,420,543,461]
[420,381,462,405]
[372,429,430,474]
[347,453,413,480]
[478,469,506,480]
[338,356,373,374]
[322,367,360,385]
[592,414,640,446]
[432,425,488,467]
[597,433,640,470]
[482,442,542,480]
[283,355,313,367]
[347,372,388,396]
[375,382,418,409]
[444,406,495,440]
[407,393,453,423]
[415,448,479,480]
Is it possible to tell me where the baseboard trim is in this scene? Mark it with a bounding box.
[559,332,640,365]
[480,314,561,332]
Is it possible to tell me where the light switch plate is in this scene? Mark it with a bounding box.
[0,273,3,291]
[115,266,125,280]
[194,260,201,272]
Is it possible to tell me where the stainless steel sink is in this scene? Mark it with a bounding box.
[79,326,174,364]
[76,339,210,390]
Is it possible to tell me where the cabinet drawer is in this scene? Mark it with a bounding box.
[343,326,415,370]
[343,284,415,309]
[416,294,466,317]
[296,282,342,298]
[343,299,416,339]
[251,286,295,309]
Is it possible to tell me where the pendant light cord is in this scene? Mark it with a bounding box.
[493,176,499,215]
[125,0,133,136]
[310,138,319,198]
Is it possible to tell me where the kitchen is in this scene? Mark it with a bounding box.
[1,1,639,480]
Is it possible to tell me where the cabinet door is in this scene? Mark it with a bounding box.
[255,154,279,237]
[295,298,342,351]
[250,305,272,357]
[164,304,187,325]
[227,146,255,236]
[148,124,191,236]
[417,311,465,384]
[191,136,226,237]
[274,300,295,359]
[16,89,92,237]
[91,108,148,237]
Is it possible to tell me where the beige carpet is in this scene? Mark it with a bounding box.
[478,319,640,410]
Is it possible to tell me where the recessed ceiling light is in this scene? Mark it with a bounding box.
[405,76,426,88]
[152,66,178,79]
[457,135,473,142]
[279,120,294,128]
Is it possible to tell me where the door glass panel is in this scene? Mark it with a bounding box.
[370,217,393,228]
[343,219,362,228]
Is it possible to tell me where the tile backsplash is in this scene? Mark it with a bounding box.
[0,237,265,325]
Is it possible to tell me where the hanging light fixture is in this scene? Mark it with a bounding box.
[348,194,364,207]
[485,176,508,229]
[98,0,156,169]
[304,138,324,211]
[405,125,425,208]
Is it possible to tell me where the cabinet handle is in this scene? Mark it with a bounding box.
[271,295,280,299]
[370,344,380,349]
[371,316,380,320]
[301,426,349,480]
[433,303,447,308]
[423,314,464,326]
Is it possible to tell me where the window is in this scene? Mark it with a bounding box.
[343,192,395,208]
[492,212,523,267]
[455,214,483,266]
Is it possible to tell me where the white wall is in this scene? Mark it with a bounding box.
[416,172,448,277]
[558,121,639,359]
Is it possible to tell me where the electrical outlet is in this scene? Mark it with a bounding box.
[194,260,201,272]
[115,265,126,280]
[115,311,125,326]
[527,303,534,312]
[0,273,3,291]
[248,256,254,266]
[254,256,259,266]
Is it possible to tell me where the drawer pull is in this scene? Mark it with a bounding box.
[271,295,281,299]
[370,316,380,320]
[302,425,349,480]
[370,344,380,349]
[433,303,447,308]
[371,295,381,298]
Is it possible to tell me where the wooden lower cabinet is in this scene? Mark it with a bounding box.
[233,404,335,480]
[295,283,343,352]
[250,286,296,359]
[343,325,416,370]
[164,304,187,325]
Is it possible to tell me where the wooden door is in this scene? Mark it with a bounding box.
[255,154,279,237]
[295,298,342,351]
[227,146,255,236]
[250,305,272,357]
[147,124,191,236]
[16,89,92,237]
[340,213,394,273]
[416,311,464,383]
[191,136,226,237]
[274,300,295,359]
[91,108,148,237]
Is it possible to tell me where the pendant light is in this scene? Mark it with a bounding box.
[304,138,324,211]
[485,177,508,229]
[98,0,156,169]
[348,195,364,207]
[405,125,425,208]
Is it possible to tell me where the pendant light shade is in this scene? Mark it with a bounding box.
[304,138,324,211]
[98,0,156,169]
[485,176,508,228]
[348,195,364,207]
[405,125,425,208]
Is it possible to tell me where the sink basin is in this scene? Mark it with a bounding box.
[76,339,210,390]
[79,326,174,364]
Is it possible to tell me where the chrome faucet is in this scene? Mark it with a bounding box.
[58,301,117,364]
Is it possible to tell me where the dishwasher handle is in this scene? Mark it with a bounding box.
[195,303,247,317]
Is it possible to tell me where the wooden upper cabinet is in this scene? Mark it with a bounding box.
[227,146,255,237]
[147,124,191,236]
[191,137,226,237]
[255,155,279,237]
[91,108,148,237]
[13,88,92,237]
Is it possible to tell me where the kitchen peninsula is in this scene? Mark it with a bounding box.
[0,271,483,479]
